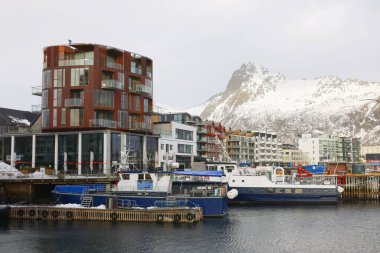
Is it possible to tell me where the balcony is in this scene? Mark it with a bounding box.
[131,66,142,75]
[146,71,152,79]
[31,104,41,112]
[58,58,94,67]
[90,119,117,128]
[129,83,152,96]
[65,98,84,107]
[153,129,172,137]
[32,86,42,96]
[101,79,124,90]
[197,137,207,142]
[129,122,152,132]
[106,61,124,71]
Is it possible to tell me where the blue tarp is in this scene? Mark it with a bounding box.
[172,170,224,177]
[304,165,325,175]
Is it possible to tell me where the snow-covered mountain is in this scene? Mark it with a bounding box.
[190,63,380,144]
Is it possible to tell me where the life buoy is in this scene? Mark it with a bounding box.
[66,211,73,219]
[17,209,25,217]
[41,210,49,218]
[157,214,164,223]
[29,209,36,217]
[111,212,118,221]
[186,213,194,221]
[174,214,181,223]
[52,210,59,218]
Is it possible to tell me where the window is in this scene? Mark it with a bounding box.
[121,92,128,110]
[175,129,193,140]
[70,109,83,126]
[170,145,173,150]
[54,69,65,87]
[42,70,52,89]
[42,109,49,128]
[166,144,169,152]
[61,108,66,126]
[71,68,89,86]
[143,98,149,113]
[53,89,62,107]
[118,110,128,128]
[94,89,114,107]
[173,114,182,122]
[53,109,57,127]
[42,90,49,109]
[161,144,164,150]
[133,96,140,111]
[178,144,193,154]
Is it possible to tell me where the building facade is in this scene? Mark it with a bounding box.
[0,43,158,174]
[298,134,361,164]
[225,130,255,163]
[280,144,309,167]
[153,121,197,170]
[37,43,153,133]
[361,145,380,166]
[196,120,225,161]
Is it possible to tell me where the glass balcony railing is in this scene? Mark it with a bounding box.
[129,122,152,131]
[58,58,94,67]
[106,61,124,70]
[101,79,124,90]
[90,119,117,128]
[65,98,84,107]
[32,86,42,96]
[153,129,172,137]
[131,66,142,75]
[146,71,152,79]
[129,83,152,96]
[31,104,41,112]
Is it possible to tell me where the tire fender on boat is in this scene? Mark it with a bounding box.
[157,214,164,223]
[186,213,194,221]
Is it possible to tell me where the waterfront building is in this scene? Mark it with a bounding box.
[224,130,281,165]
[153,113,197,170]
[361,145,380,167]
[196,120,225,161]
[298,134,361,164]
[279,143,309,167]
[0,43,158,174]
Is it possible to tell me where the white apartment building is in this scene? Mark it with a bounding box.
[298,134,361,164]
[153,121,197,170]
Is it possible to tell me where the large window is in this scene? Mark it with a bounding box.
[71,68,89,86]
[70,109,83,126]
[118,110,128,128]
[42,109,49,128]
[61,108,66,126]
[143,98,149,113]
[53,88,62,107]
[175,129,193,141]
[42,70,52,89]
[53,109,57,127]
[178,144,193,154]
[42,90,49,109]
[94,89,114,108]
[54,69,65,87]
[121,92,128,110]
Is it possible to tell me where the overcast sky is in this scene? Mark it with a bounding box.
[0,0,379,111]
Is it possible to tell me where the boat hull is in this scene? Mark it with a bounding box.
[229,187,339,204]
[52,185,228,217]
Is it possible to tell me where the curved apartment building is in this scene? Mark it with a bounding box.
[40,43,153,133]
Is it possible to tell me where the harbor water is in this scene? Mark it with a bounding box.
[1,204,379,253]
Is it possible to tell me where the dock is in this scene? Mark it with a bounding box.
[7,206,203,223]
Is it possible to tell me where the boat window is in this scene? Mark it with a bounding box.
[226,166,234,172]
[232,180,235,183]
[121,174,130,180]
[295,189,303,194]
[284,189,292,194]
[275,189,284,194]
[145,174,152,180]
[242,180,245,183]
[208,166,217,171]
[267,188,274,193]
[138,174,144,180]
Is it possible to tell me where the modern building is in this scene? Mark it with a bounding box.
[224,130,280,165]
[280,144,309,167]
[196,120,225,161]
[225,130,255,163]
[0,43,158,174]
[361,145,380,166]
[298,134,361,164]
[153,121,197,170]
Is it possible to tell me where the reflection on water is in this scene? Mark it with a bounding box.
[1,203,380,253]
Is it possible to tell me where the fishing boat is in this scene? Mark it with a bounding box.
[52,170,228,217]
[202,162,342,204]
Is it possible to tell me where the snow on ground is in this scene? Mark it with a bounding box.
[54,203,106,209]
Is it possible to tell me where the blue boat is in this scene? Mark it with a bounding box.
[52,170,228,217]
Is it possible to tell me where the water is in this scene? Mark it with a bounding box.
[1,204,379,253]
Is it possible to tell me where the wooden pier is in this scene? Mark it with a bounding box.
[338,174,380,202]
[7,206,203,223]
